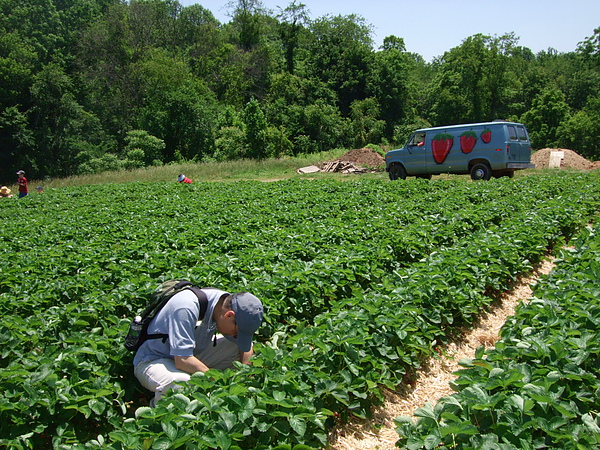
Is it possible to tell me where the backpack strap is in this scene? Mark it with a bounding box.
[189,286,209,320]
[148,285,210,344]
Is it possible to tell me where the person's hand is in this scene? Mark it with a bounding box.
[241,349,254,365]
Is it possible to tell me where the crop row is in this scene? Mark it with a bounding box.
[0,173,599,448]
[395,222,600,449]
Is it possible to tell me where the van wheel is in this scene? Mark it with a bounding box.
[389,164,407,181]
[470,163,492,181]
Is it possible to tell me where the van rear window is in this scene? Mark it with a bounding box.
[517,126,528,141]
[508,126,518,141]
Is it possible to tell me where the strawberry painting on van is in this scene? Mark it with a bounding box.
[481,128,492,143]
[460,130,477,153]
[432,133,454,164]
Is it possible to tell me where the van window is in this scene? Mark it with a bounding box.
[517,126,528,141]
[409,132,426,146]
[507,126,518,141]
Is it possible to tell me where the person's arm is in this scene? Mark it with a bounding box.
[174,355,210,374]
[240,348,254,365]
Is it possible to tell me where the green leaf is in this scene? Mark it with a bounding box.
[289,415,307,436]
[88,398,106,415]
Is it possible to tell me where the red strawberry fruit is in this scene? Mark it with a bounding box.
[460,130,477,153]
[481,128,492,143]
[431,133,454,164]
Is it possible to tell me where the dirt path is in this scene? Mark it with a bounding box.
[327,258,555,450]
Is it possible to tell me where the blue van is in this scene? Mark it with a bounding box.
[385,121,535,180]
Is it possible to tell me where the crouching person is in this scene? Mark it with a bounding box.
[133,288,263,407]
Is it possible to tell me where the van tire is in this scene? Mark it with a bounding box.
[470,163,492,181]
[389,164,407,181]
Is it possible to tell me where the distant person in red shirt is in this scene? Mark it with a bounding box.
[177,174,193,184]
[16,170,28,198]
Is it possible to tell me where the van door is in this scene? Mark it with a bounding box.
[443,130,470,172]
[507,125,530,162]
[404,132,429,174]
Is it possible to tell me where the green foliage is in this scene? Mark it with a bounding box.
[429,33,522,125]
[577,26,600,67]
[521,88,571,149]
[1,0,600,184]
[243,98,269,159]
[395,222,600,449]
[556,95,600,159]
[123,130,166,165]
[348,97,385,148]
[1,174,599,448]
[306,14,374,115]
[367,41,412,136]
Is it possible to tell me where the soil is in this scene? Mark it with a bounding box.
[531,148,599,170]
[327,259,556,450]
[334,148,386,168]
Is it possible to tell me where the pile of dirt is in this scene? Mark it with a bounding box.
[531,148,599,170]
[297,148,386,174]
[334,148,386,168]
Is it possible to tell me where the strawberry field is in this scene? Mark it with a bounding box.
[1,173,599,449]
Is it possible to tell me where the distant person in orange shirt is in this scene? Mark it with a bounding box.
[177,174,193,184]
[16,170,28,198]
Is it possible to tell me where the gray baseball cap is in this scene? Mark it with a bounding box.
[231,292,263,352]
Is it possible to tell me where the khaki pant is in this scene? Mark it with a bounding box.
[134,336,241,406]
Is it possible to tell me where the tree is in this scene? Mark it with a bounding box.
[428,34,521,125]
[243,98,268,159]
[368,36,412,138]
[299,101,349,153]
[557,95,600,160]
[521,88,570,149]
[306,14,374,115]
[134,50,218,161]
[0,106,34,184]
[123,129,165,165]
[577,26,600,67]
[180,4,221,65]
[227,0,266,51]
[277,0,310,74]
[265,72,339,154]
[348,97,384,148]
[29,62,107,177]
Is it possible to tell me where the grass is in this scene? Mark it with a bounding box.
[7,148,389,191]
[4,147,560,192]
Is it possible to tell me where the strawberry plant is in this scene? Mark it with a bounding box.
[0,174,599,448]
[395,223,600,449]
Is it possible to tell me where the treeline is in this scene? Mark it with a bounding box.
[1,0,599,183]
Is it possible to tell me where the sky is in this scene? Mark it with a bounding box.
[178,0,600,62]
